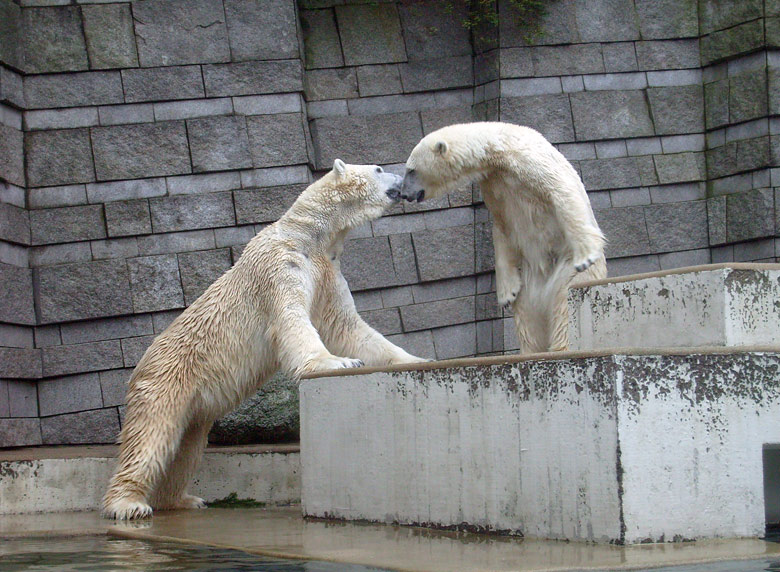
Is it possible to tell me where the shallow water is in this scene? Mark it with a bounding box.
[0,536,391,572]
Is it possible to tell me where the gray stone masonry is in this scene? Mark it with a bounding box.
[1,0,779,447]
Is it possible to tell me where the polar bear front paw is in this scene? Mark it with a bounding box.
[306,355,364,373]
[573,252,599,273]
[173,494,207,510]
[102,498,153,520]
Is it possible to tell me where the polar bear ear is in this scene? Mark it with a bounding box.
[434,141,448,156]
[333,158,347,178]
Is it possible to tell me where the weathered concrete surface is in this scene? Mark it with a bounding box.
[569,264,780,351]
[300,349,780,544]
[0,445,299,515]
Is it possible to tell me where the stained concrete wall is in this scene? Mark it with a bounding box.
[1,0,779,446]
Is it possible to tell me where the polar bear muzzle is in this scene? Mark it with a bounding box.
[400,169,425,202]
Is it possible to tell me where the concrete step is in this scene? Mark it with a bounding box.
[300,347,780,544]
[568,263,780,351]
[0,444,300,515]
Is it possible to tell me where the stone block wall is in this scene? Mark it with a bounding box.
[0,0,778,446]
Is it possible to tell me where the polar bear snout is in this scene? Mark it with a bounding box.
[400,170,426,202]
[379,172,404,203]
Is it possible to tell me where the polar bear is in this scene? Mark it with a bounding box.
[102,160,426,520]
[401,122,606,354]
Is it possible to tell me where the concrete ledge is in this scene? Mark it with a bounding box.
[0,444,300,515]
[301,351,780,544]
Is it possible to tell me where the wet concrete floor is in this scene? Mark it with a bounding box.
[2,507,780,572]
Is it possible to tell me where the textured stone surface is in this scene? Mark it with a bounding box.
[647,85,704,135]
[595,206,651,258]
[305,68,358,101]
[397,1,470,61]
[38,373,102,417]
[0,418,41,448]
[571,91,655,141]
[209,372,299,444]
[729,70,768,123]
[25,129,95,188]
[22,6,88,73]
[635,40,700,70]
[42,340,123,377]
[654,152,706,184]
[121,334,155,367]
[234,184,305,224]
[60,315,153,346]
[0,347,40,379]
[224,0,298,62]
[105,200,152,237]
[188,116,252,173]
[29,205,106,245]
[37,260,133,323]
[580,158,641,191]
[0,123,24,188]
[150,193,234,233]
[412,226,475,282]
[726,189,775,242]
[0,0,21,70]
[335,3,406,66]
[300,8,344,69]
[122,66,205,103]
[400,297,475,332]
[399,56,473,93]
[341,236,404,291]
[203,60,303,97]
[575,0,640,42]
[82,3,138,69]
[635,0,698,39]
[0,263,35,325]
[128,254,185,313]
[92,122,191,181]
[99,368,131,407]
[645,200,709,252]
[178,248,232,305]
[40,408,120,445]
[132,0,230,67]
[24,71,123,109]
[701,20,764,65]
[245,113,308,168]
[500,94,573,143]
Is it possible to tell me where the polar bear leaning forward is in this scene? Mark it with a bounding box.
[401,122,606,354]
[102,160,426,520]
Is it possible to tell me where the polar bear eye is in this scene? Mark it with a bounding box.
[375,167,383,174]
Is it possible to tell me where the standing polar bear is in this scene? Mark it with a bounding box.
[401,122,606,353]
[102,160,425,520]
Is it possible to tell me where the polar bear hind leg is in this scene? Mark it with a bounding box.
[152,421,211,510]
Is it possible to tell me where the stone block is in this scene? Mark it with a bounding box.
[420,107,474,135]
[499,0,579,47]
[8,381,37,418]
[582,72,647,92]
[699,0,762,34]
[635,0,698,39]
[92,122,191,181]
[701,20,764,65]
[246,113,308,168]
[305,68,358,101]
[224,0,298,62]
[381,286,413,308]
[25,108,100,131]
[60,315,153,346]
[0,419,41,448]
[42,340,123,377]
[104,199,151,237]
[169,172,242,196]
[580,157,641,191]
[152,310,182,333]
[0,66,24,109]
[99,368,131,407]
[356,64,402,97]
[239,165,309,188]
[531,44,604,76]
[400,296,475,332]
[234,184,306,225]
[203,60,303,97]
[335,3,406,66]
[412,225,475,283]
[25,128,94,188]
[341,236,403,291]
[570,91,655,141]
[91,237,140,261]
[595,206,651,258]
[178,248,232,305]
[22,6,88,73]
[38,373,102,416]
[645,200,709,252]
[399,56,473,93]
[28,205,104,245]
[653,152,706,184]
[0,263,34,325]
[726,188,775,243]
[300,8,343,69]
[24,71,123,110]
[150,192,234,233]
[37,259,133,323]
[708,196,727,244]
[500,48,533,78]
[310,111,422,169]
[81,3,138,69]
[0,201,29,245]
[360,308,402,335]
[575,0,639,42]
[121,335,155,367]
[0,123,24,187]
[0,0,21,70]
[137,229,216,256]
[397,1,470,61]
[602,43,639,72]
[29,243,92,268]
[0,347,40,380]
[98,103,155,126]
[132,0,230,67]
[121,66,205,103]
[389,233,418,285]
[187,116,251,173]
[27,185,85,210]
[87,178,167,204]
[233,93,301,116]
[729,70,769,124]
[706,142,738,180]
[431,322,476,359]
[385,330,436,360]
[635,40,700,70]
[647,85,704,135]
[733,238,775,262]
[0,323,33,349]
[500,95,574,144]
[128,254,184,313]
[40,408,120,445]
[606,254,661,276]
[658,248,711,269]
[737,136,771,172]
[475,51,500,85]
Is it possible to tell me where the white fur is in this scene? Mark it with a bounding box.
[102,161,425,520]
[405,122,607,353]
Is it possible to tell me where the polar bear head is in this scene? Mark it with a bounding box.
[401,123,494,203]
[296,159,404,232]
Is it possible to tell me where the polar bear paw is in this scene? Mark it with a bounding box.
[573,251,600,273]
[102,497,153,520]
[172,494,207,510]
[307,355,364,373]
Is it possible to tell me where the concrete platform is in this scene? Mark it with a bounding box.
[3,508,780,572]
[569,264,780,351]
[300,347,780,544]
[0,444,300,515]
